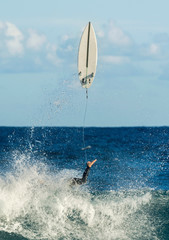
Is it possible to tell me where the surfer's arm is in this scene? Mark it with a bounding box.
[82,159,97,183]
[81,165,90,183]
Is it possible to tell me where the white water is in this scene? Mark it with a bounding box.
[0,152,159,240]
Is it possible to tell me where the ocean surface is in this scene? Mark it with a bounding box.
[0,126,168,240]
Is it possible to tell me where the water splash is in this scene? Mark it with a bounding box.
[0,151,163,240]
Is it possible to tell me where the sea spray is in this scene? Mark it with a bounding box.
[0,151,163,240]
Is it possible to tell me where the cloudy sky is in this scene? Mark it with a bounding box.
[1,0,169,127]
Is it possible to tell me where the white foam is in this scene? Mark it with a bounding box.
[0,152,159,240]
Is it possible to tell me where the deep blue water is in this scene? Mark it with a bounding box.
[0,127,169,240]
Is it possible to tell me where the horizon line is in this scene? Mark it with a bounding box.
[0,125,169,128]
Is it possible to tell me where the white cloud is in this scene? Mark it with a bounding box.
[46,43,62,66]
[47,52,62,66]
[97,30,104,38]
[108,22,131,46]
[101,55,130,64]
[27,29,46,51]
[139,43,161,58]
[5,22,24,55]
[5,22,23,40]
[6,39,24,55]
[62,34,70,41]
[1,20,166,76]
[149,43,159,55]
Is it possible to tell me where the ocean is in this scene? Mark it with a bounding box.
[0,127,168,240]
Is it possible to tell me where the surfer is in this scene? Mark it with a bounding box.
[70,159,97,185]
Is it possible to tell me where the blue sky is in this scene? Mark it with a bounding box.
[1,0,169,126]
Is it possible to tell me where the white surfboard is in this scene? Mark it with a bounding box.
[78,22,97,88]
